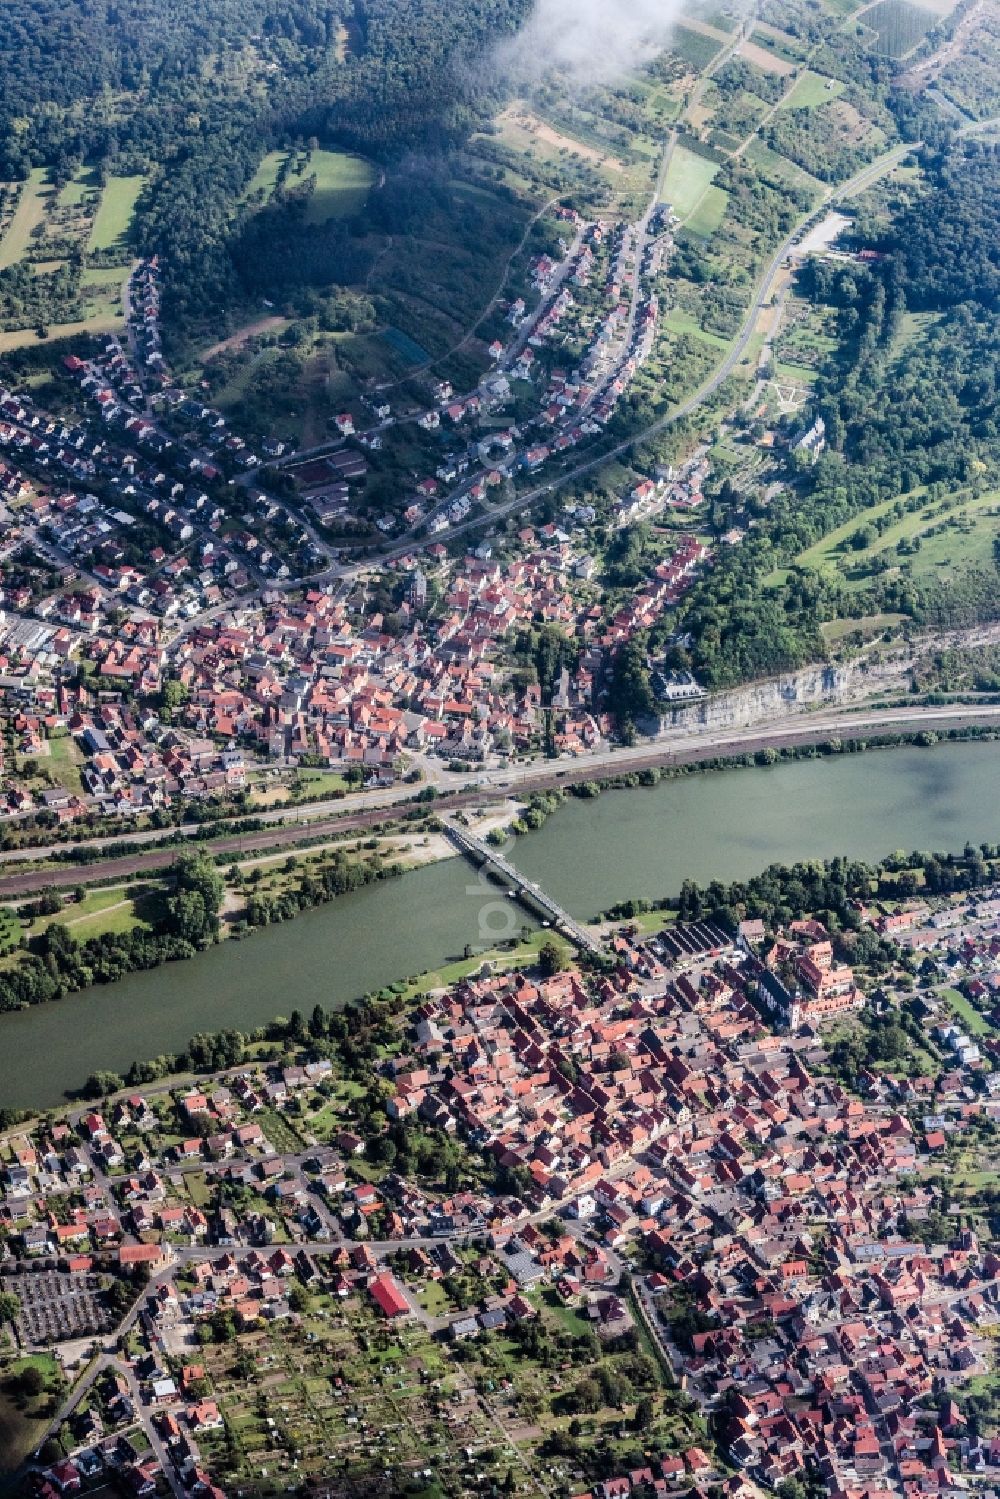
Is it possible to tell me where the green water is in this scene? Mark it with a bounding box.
[3,739,999,1108]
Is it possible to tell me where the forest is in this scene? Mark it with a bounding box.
[0,0,532,330]
[676,140,1000,688]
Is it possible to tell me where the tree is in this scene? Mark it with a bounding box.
[82,1070,123,1099]
[18,1365,45,1398]
[538,939,564,977]
[634,1395,654,1430]
[165,853,224,944]
[159,679,190,717]
[0,1291,20,1324]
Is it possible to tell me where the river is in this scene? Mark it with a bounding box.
[3,738,999,1108]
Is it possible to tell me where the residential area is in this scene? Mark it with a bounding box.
[5,879,1000,1495]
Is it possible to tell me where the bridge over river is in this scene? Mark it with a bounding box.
[443,820,607,959]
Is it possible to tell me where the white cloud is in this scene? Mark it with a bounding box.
[496,0,684,87]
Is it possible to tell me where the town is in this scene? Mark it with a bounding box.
[6,868,1000,1497]
[0,220,730,831]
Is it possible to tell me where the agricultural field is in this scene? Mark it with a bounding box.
[737,37,797,74]
[660,144,721,220]
[750,22,811,63]
[921,3,1000,120]
[861,0,938,56]
[669,22,726,71]
[87,174,145,252]
[0,165,138,334]
[0,170,50,271]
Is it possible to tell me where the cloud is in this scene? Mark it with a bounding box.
[495,0,684,87]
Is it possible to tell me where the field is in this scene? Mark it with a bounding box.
[245,149,376,222]
[670,23,726,70]
[661,144,721,220]
[304,153,377,224]
[778,70,846,109]
[0,1353,61,1474]
[784,486,1000,590]
[665,304,733,350]
[41,730,84,796]
[685,183,731,236]
[745,138,825,193]
[737,38,796,74]
[862,0,938,55]
[21,885,147,944]
[0,312,124,353]
[0,170,49,271]
[940,986,990,1036]
[87,175,146,253]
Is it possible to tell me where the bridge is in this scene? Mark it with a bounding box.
[443,820,607,960]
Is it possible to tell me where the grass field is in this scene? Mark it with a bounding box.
[81,264,131,289]
[661,144,720,220]
[745,138,826,195]
[785,486,1000,589]
[686,183,730,236]
[0,311,123,353]
[43,730,84,796]
[87,175,145,253]
[25,886,144,941]
[245,149,375,222]
[779,70,846,109]
[0,170,50,270]
[863,0,937,54]
[0,1354,60,1474]
[940,987,989,1035]
[57,165,102,209]
[819,611,907,645]
[303,153,376,224]
[789,489,926,576]
[0,906,23,952]
[665,304,732,349]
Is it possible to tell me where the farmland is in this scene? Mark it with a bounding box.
[87,175,146,253]
[669,22,726,70]
[862,0,938,56]
[0,171,49,271]
[660,144,721,220]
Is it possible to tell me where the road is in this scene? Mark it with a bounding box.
[2,701,999,896]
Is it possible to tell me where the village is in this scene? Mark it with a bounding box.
[5,877,1000,1497]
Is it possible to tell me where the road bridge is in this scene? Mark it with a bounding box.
[443,820,606,959]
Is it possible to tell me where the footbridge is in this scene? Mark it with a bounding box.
[444,821,606,959]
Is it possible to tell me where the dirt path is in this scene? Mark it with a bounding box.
[200,316,289,362]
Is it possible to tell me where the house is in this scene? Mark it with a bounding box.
[368,1272,410,1319]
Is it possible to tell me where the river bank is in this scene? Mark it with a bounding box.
[3,735,1000,1107]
